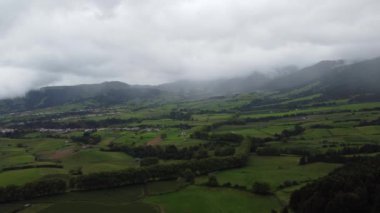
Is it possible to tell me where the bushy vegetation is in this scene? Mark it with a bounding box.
[358,117,380,126]
[290,156,380,213]
[0,178,67,203]
[251,181,271,195]
[71,131,102,144]
[140,157,159,167]
[71,155,247,190]
[107,144,204,160]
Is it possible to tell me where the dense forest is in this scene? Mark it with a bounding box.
[290,156,380,213]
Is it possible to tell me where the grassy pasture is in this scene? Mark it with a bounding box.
[196,155,341,190]
[301,129,332,139]
[0,154,35,167]
[62,149,137,173]
[213,124,272,137]
[0,168,65,186]
[0,97,380,212]
[145,185,282,213]
[0,138,67,154]
[12,185,157,213]
[356,126,380,135]
[146,180,184,195]
[112,131,158,146]
[38,202,158,213]
[241,102,380,120]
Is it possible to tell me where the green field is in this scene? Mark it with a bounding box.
[1,90,380,213]
[61,149,137,173]
[197,155,340,190]
[145,186,282,213]
[0,168,65,186]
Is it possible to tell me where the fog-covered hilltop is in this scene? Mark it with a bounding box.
[0,57,379,113]
[0,82,162,112]
[263,60,345,90]
[158,72,270,98]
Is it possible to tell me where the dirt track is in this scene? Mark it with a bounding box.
[146,136,162,146]
[49,148,75,160]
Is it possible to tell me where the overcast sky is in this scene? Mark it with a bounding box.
[0,0,380,98]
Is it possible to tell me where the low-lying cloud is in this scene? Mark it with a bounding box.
[0,0,380,98]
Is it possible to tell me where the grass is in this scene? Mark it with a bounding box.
[275,184,306,205]
[356,126,380,135]
[113,131,159,146]
[197,155,341,190]
[241,102,380,120]
[8,185,150,213]
[145,185,282,213]
[301,129,332,139]
[62,149,137,173]
[0,98,380,212]
[37,202,158,213]
[0,168,65,186]
[146,180,183,195]
[0,155,35,167]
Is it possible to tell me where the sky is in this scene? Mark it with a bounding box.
[0,0,380,99]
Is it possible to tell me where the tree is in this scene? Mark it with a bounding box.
[256,147,281,156]
[194,149,209,159]
[69,167,82,175]
[299,155,308,165]
[206,174,219,187]
[251,181,271,195]
[182,168,195,183]
[140,157,159,167]
[290,156,380,213]
[160,133,167,140]
[281,207,289,213]
[215,147,235,156]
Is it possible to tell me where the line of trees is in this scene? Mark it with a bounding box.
[0,129,33,138]
[273,125,305,141]
[190,132,244,144]
[106,144,207,160]
[71,131,102,145]
[0,154,248,203]
[256,147,282,156]
[299,144,380,165]
[1,164,63,172]
[70,155,248,191]
[251,126,305,156]
[168,109,192,120]
[357,117,380,126]
[9,118,142,129]
[214,146,236,156]
[0,179,67,203]
[107,141,239,160]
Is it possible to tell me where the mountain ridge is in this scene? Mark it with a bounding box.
[1,57,379,113]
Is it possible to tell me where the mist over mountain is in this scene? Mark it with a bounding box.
[0,57,379,113]
[263,60,346,90]
[320,57,380,100]
[1,0,380,99]
[158,72,270,98]
[0,82,162,112]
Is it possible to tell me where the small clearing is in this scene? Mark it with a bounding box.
[146,136,162,146]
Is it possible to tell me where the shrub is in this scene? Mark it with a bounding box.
[182,168,195,183]
[207,174,219,187]
[256,147,281,156]
[140,157,159,167]
[251,181,271,195]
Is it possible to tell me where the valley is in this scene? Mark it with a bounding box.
[0,58,380,212]
[1,81,380,212]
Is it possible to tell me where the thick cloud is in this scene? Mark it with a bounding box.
[0,0,380,98]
